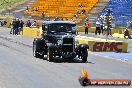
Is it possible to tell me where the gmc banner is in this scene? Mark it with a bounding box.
[93,42,122,52]
[88,41,128,53]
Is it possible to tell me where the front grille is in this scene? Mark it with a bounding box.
[62,38,74,52]
[63,38,73,44]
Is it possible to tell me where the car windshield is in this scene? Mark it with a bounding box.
[48,23,76,34]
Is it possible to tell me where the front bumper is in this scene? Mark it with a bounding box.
[62,52,76,59]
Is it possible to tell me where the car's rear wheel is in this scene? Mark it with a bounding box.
[47,48,53,62]
[81,49,88,63]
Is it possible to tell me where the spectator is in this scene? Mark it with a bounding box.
[3,21,7,26]
[31,20,37,27]
[0,19,5,26]
[0,19,2,26]
[41,12,45,20]
[78,3,82,7]
[100,22,104,34]
[71,18,75,22]
[54,17,60,21]
[10,19,13,34]
[60,18,63,21]
[124,28,131,39]
[85,19,90,34]
[10,19,14,34]
[73,13,78,18]
[82,9,86,14]
[65,18,68,21]
[26,20,31,27]
[77,10,81,14]
[15,18,20,35]
[11,18,17,35]
[19,20,24,35]
[130,21,132,29]
[105,25,112,36]
[95,21,101,35]
[46,16,50,21]
[35,8,38,12]
[107,25,112,36]
[127,21,132,29]
[26,6,29,10]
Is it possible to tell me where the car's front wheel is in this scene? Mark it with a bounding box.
[81,49,88,63]
[33,44,39,58]
[33,44,44,58]
[47,48,53,62]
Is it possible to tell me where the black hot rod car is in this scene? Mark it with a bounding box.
[33,21,89,63]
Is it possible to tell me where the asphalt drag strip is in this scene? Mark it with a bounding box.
[0,29,132,88]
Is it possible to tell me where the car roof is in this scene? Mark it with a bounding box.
[42,21,76,25]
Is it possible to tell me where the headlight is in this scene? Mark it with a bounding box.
[57,40,62,45]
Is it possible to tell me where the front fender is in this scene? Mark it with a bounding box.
[80,44,89,49]
[75,44,89,56]
[76,44,89,50]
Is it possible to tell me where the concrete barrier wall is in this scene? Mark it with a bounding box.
[77,26,95,33]
[112,33,124,38]
[22,27,42,38]
[75,35,128,53]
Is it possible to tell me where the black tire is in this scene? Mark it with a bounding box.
[82,49,88,63]
[33,44,43,58]
[33,44,39,58]
[47,48,53,62]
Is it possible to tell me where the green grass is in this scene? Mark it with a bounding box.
[0,0,25,10]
